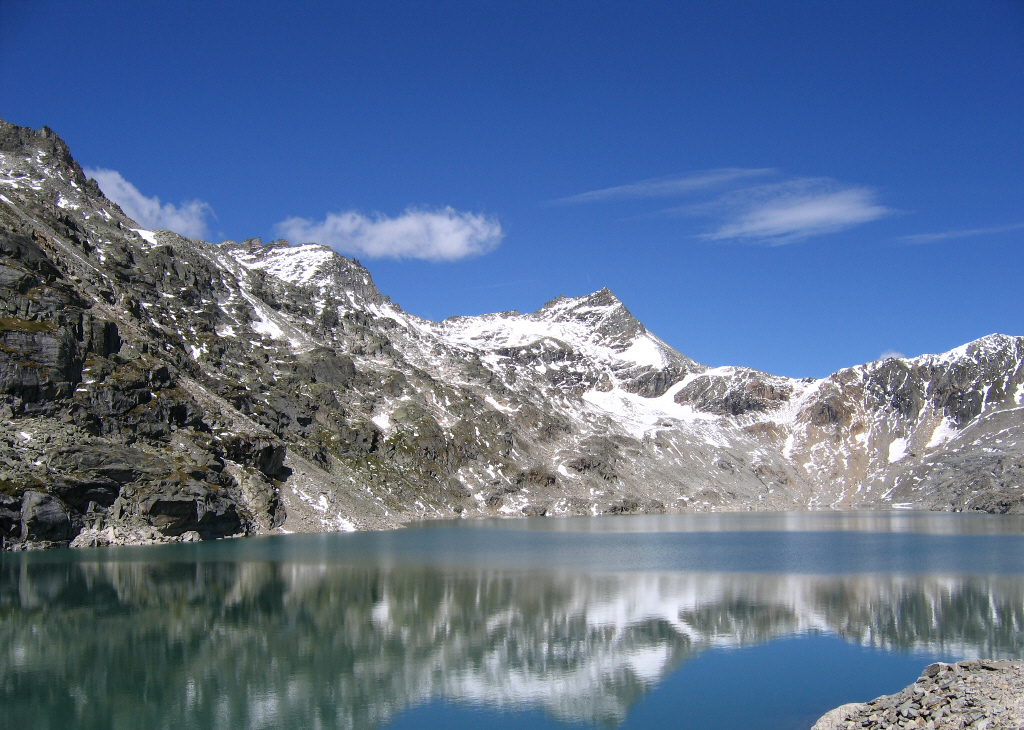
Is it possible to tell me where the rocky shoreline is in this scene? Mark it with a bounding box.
[812,660,1024,730]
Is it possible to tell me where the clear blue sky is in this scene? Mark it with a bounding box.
[2,1,1022,378]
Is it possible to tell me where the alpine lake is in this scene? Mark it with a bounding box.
[4,511,1024,730]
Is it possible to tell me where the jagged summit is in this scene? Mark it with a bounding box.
[0,120,130,241]
[536,287,648,345]
[872,333,1020,366]
[0,119,106,205]
[0,119,75,167]
[223,237,385,306]
[540,287,621,310]
[1,118,1023,550]
[431,285,691,377]
[937,333,1023,364]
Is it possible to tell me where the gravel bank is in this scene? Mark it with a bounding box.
[812,660,1024,729]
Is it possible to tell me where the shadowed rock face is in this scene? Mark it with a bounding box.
[1,117,1023,548]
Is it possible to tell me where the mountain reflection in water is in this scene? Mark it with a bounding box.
[2,555,1023,729]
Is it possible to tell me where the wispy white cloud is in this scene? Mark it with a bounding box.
[85,168,213,239]
[558,169,890,244]
[555,168,775,204]
[900,222,1024,244]
[880,349,906,360]
[276,207,503,261]
[699,179,892,245]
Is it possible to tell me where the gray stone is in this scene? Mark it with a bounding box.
[20,491,74,542]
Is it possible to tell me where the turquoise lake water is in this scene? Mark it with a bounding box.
[3,511,1024,729]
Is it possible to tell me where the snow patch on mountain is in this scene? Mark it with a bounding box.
[611,335,668,368]
[131,228,159,247]
[232,242,338,287]
[888,438,909,463]
[926,418,958,449]
[583,383,715,438]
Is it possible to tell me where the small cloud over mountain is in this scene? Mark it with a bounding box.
[277,208,503,261]
[85,168,213,239]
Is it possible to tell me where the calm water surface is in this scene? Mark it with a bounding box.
[3,511,1024,729]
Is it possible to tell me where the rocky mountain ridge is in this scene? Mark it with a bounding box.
[1,119,1022,549]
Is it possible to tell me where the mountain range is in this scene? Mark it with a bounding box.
[1,119,1022,548]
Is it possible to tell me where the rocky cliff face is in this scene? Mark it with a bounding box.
[1,119,1022,549]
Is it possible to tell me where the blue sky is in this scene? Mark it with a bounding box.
[2,1,1022,378]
